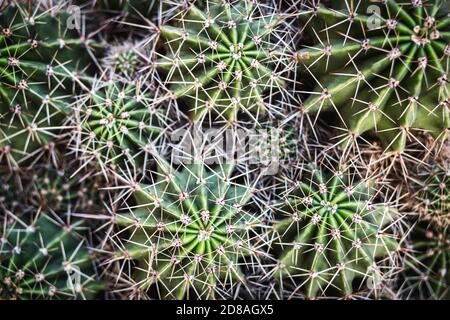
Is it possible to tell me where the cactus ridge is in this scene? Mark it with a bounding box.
[157,0,292,122]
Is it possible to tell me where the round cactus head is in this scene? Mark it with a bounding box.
[415,164,449,226]
[0,212,103,299]
[157,0,292,122]
[74,79,170,172]
[29,165,102,213]
[0,2,94,167]
[101,41,150,81]
[297,0,449,152]
[270,163,400,298]
[401,223,449,300]
[110,160,263,299]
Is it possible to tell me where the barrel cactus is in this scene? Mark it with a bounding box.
[297,0,450,152]
[29,165,102,213]
[74,79,170,170]
[269,163,400,298]
[401,223,449,299]
[414,164,449,226]
[157,0,290,122]
[0,2,94,166]
[110,160,264,299]
[96,0,157,17]
[0,212,103,299]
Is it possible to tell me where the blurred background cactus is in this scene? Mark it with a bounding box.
[267,162,401,298]
[106,159,265,299]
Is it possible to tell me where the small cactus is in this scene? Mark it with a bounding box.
[269,163,400,298]
[415,164,449,226]
[102,41,144,81]
[73,78,170,171]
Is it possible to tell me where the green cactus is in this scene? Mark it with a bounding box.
[270,164,399,298]
[75,79,170,170]
[297,0,449,152]
[415,164,449,226]
[401,223,449,299]
[102,42,142,80]
[0,3,94,167]
[157,0,287,122]
[111,160,263,299]
[0,212,103,299]
[0,170,27,210]
[29,165,102,212]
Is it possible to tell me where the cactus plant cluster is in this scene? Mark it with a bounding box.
[0,0,449,301]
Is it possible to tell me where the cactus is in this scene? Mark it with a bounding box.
[269,163,400,298]
[414,164,449,226]
[0,170,28,210]
[102,41,144,81]
[73,78,170,170]
[297,0,450,152]
[401,223,449,300]
[110,160,263,299]
[0,0,448,302]
[29,165,102,212]
[0,2,94,167]
[157,0,290,122]
[0,212,103,299]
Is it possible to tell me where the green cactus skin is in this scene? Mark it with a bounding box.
[76,80,169,169]
[157,0,286,122]
[0,213,103,299]
[271,164,399,298]
[297,0,449,152]
[401,223,449,300]
[416,164,449,226]
[0,3,94,167]
[112,160,263,299]
[97,0,157,17]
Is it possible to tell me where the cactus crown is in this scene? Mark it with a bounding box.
[75,79,170,170]
[0,213,103,299]
[111,160,263,299]
[298,0,449,151]
[158,0,288,122]
[270,163,399,298]
[416,164,449,226]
